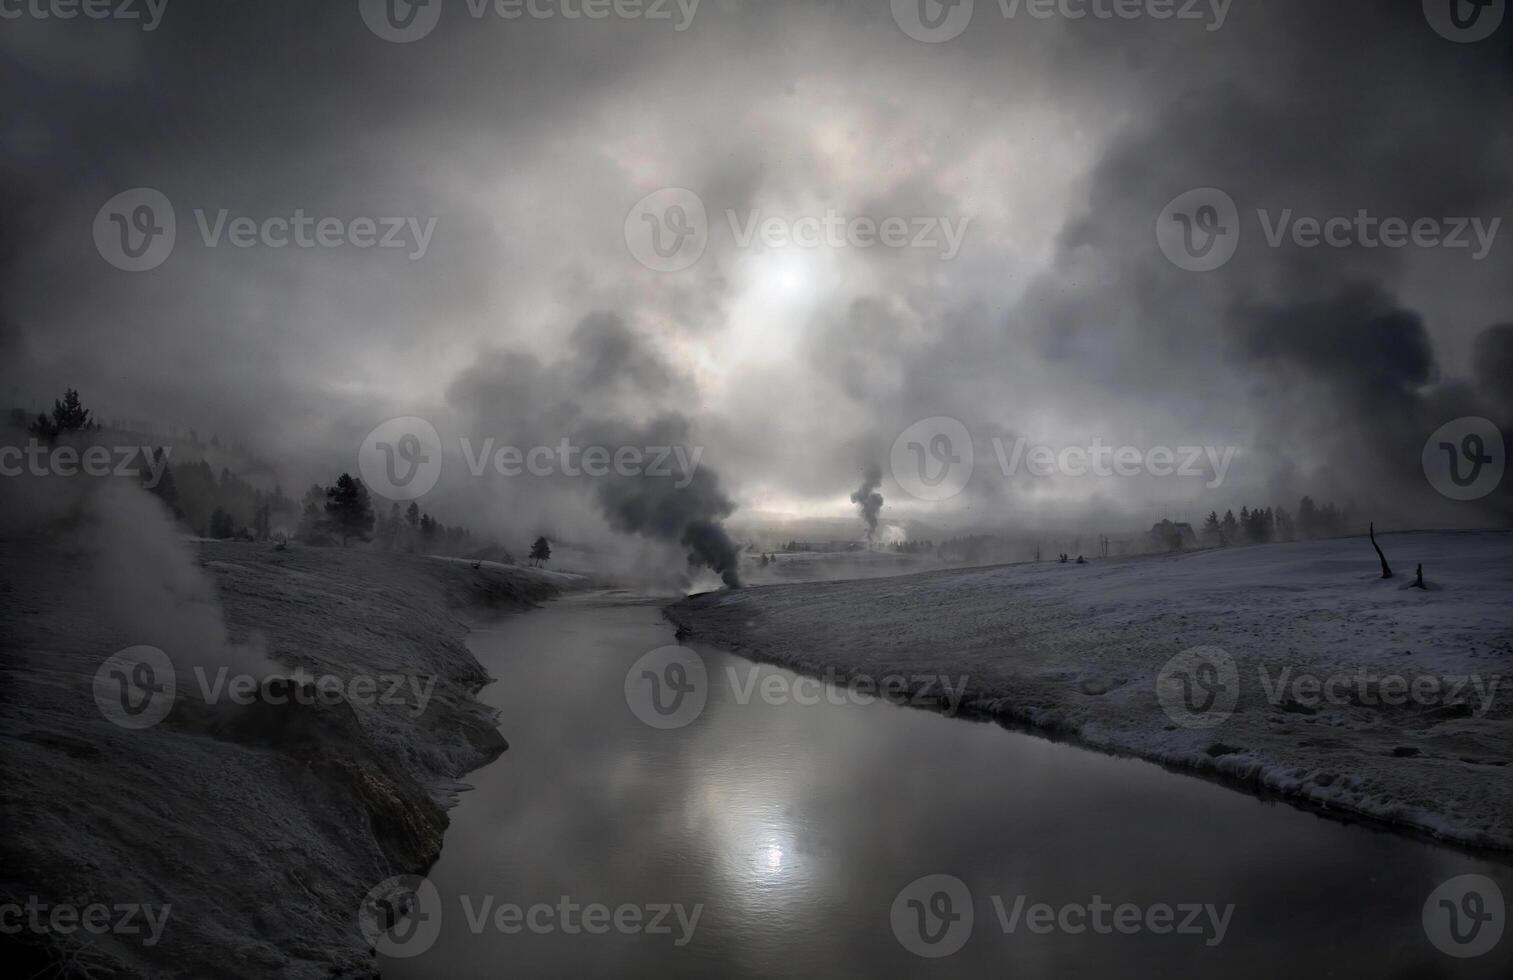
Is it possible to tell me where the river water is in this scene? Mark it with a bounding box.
[382,591,1511,978]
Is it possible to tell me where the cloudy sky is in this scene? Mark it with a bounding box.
[4,0,1511,548]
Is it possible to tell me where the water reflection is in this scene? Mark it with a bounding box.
[383,593,1513,979]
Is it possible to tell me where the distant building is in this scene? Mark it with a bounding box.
[1149,520,1198,552]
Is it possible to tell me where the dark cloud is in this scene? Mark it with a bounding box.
[4,0,1510,561]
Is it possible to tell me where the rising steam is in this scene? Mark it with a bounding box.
[850,463,884,545]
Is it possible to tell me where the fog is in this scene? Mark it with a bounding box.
[4,0,1511,578]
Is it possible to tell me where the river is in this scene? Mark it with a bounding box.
[382,591,1512,978]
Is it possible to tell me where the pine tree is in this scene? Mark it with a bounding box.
[209,507,235,539]
[298,484,328,543]
[142,448,182,520]
[1297,496,1319,539]
[29,388,97,441]
[529,536,552,567]
[324,474,375,546]
[50,388,94,433]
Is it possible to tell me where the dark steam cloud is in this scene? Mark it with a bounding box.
[591,416,743,590]
[445,312,743,588]
[850,463,884,543]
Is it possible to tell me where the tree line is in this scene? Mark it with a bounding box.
[1199,497,1350,546]
[14,390,490,556]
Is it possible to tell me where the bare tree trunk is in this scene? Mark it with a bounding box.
[1369,522,1393,579]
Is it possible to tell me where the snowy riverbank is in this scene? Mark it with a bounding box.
[665,531,1513,850]
[1,501,580,978]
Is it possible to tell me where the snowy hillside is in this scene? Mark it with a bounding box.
[667,531,1513,849]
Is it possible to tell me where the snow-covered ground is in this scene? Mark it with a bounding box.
[1,502,577,978]
[741,548,940,585]
[667,530,1513,849]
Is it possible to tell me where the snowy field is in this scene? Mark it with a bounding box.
[0,513,577,978]
[667,531,1513,849]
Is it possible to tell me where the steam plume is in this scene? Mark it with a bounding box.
[850,463,884,544]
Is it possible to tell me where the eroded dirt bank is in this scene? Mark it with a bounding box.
[1,527,574,978]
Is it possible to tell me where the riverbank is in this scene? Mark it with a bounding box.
[0,501,581,978]
[665,530,1513,850]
